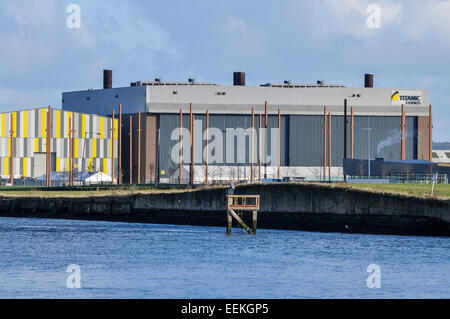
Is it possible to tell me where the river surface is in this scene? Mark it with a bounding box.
[0,217,448,299]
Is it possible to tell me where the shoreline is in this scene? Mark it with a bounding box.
[0,184,449,237]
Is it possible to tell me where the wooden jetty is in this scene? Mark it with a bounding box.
[226,195,260,235]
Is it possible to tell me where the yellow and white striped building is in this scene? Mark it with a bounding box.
[0,108,118,179]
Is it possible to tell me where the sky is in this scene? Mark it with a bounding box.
[0,0,449,141]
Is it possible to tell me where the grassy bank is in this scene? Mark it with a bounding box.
[342,183,450,199]
[0,183,448,200]
[0,185,200,198]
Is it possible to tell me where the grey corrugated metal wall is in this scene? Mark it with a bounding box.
[158,114,289,178]
[158,113,418,176]
[289,115,416,167]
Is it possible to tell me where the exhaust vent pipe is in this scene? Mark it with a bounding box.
[233,72,246,86]
[103,69,112,89]
[364,73,374,88]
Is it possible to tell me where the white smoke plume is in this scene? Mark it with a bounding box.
[376,130,407,156]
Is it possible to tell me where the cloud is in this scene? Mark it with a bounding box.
[78,0,179,66]
[0,87,60,111]
[222,15,249,35]
[0,0,178,107]
[0,0,450,141]
[404,0,450,42]
[322,0,403,38]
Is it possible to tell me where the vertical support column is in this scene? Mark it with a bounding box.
[112,110,115,185]
[206,110,209,185]
[46,110,49,187]
[226,196,232,235]
[259,113,262,181]
[323,106,327,181]
[138,111,141,184]
[191,114,195,185]
[344,99,348,182]
[71,113,75,186]
[68,120,72,186]
[180,109,183,184]
[10,114,14,186]
[344,99,348,160]
[252,210,257,235]
[401,104,406,160]
[351,107,354,159]
[156,121,161,185]
[227,210,232,235]
[190,103,193,185]
[251,108,254,183]
[47,106,52,187]
[118,104,122,185]
[264,101,268,179]
[129,115,133,185]
[278,108,281,179]
[429,104,433,161]
[328,112,332,182]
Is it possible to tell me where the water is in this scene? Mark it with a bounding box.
[0,217,448,299]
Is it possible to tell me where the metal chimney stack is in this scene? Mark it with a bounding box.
[233,72,246,86]
[364,73,374,88]
[103,70,112,89]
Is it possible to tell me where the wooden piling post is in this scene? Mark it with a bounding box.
[252,210,257,235]
[227,211,232,235]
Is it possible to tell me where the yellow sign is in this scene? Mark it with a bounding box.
[161,170,165,175]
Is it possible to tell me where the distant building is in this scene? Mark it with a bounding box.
[61,71,433,184]
[0,108,117,180]
[432,150,450,164]
[344,158,437,177]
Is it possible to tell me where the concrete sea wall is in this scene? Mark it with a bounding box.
[0,184,449,236]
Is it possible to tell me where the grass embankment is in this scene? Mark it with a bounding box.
[0,185,203,198]
[0,183,449,200]
[342,183,450,199]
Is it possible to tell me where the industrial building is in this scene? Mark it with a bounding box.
[62,71,433,184]
[432,150,450,164]
[343,158,447,183]
[0,107,118,185]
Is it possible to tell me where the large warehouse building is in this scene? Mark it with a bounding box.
[0,108,118,184]
[61,71,432,184]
